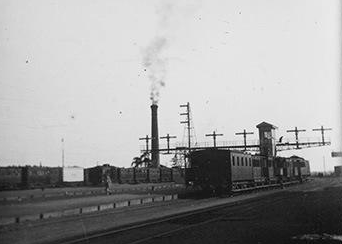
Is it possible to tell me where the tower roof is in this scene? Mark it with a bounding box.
[256,121,278,129]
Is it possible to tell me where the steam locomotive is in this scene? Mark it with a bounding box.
[185,148,310,194]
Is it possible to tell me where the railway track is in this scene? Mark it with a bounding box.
[56,181,302,244]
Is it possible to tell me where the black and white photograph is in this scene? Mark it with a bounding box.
[0,1,341,243]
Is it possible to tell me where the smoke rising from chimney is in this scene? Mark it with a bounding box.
[143,36,167,105]
[142,1,201,104]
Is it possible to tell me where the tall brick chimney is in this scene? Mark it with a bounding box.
[151,104,160,167]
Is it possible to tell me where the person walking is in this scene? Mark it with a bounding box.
[105,175,111,195]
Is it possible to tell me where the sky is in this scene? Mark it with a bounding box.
[0,0,341,172]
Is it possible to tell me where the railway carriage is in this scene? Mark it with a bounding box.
[230,151,254,189]
[186,149,262,193]
[251,155,267,184]
[274,157,289,182]
[288,156,311,181]
[186,148,311,194]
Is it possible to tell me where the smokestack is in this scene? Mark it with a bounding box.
[151,104,160,167]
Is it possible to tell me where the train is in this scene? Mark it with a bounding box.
[0,166,63,190]
[185,148,310,194]
[85,165,184,186]
[0,165,185,190]
[0,149,309,192]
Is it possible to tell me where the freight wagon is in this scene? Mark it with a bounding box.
[134,168,149,183]
[148,168,160,183]
[86,165,118,186]
[160,167,172,182]
[0,164,184,190]
[118,168,135,184]
[87,166,180,185]
[0,167,22,190]
[21,166,63,189]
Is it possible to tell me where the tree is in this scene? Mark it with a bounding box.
[131,152,152,168]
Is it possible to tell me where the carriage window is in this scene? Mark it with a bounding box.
[232,156,235,166]
[237,157,240,166]
[241,158,244,166]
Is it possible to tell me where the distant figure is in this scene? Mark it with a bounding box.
[105,175,111,195]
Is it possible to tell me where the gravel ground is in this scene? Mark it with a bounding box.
[70,177,342,244]
[141,177,341,244]
[0,177,340,244]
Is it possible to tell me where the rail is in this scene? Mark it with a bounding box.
[56,180,303,244]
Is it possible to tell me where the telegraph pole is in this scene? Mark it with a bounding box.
[286,127,306,149]
[235,129,254,151]
[313,126,332,145]
[205,131,223,148]
[139,135,151,153]
[61,138,65,168]
[180,102,191,151]
[160,134,177,154]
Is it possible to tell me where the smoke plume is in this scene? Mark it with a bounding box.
[142,1,201,104]
[143,36,168,105]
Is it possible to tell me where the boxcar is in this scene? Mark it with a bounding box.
[148,168,160,183]
[22,166,62,188]
[87,165,115,186]
[171,167,185,184]
[134,168,148,183]
[160,167,172,182]
[0,167,22,190]
[118,168,135,184]
[109,167,120,183]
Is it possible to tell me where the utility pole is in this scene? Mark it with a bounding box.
[235,129,254,151]
[139,135,151,153]
[323,156,326,176]
[205,131,223,148]
[160,134,177,154]
[286,127,306,149]
[313,126,332,145]
[180,102,191,152]
[61,138,65,168]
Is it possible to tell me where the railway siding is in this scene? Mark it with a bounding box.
[1,178,338,244]
[0,193,179,227]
